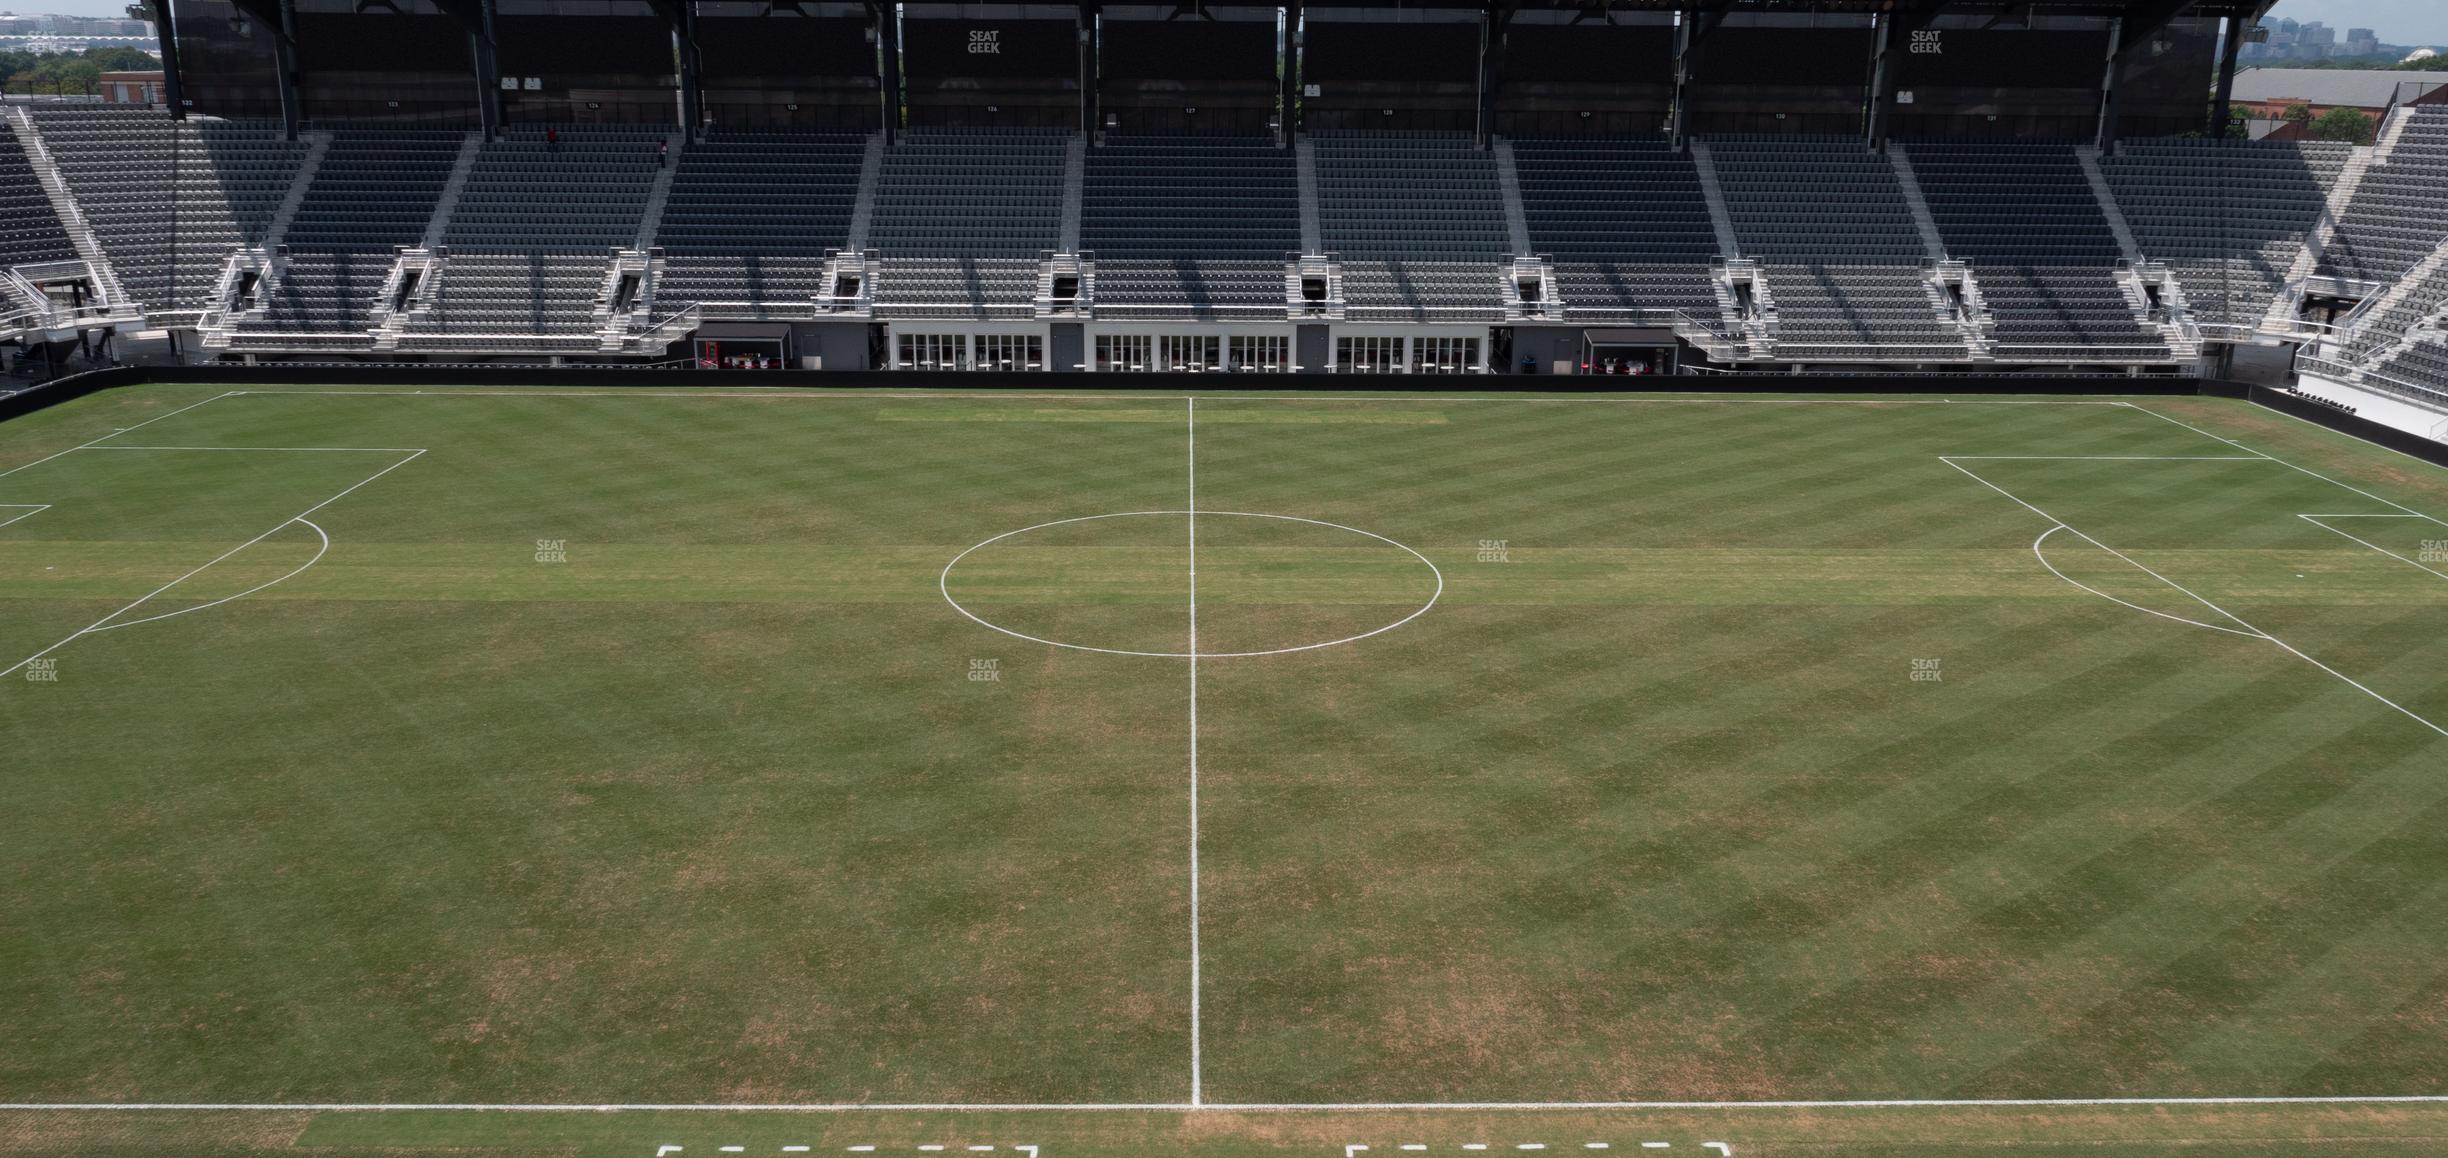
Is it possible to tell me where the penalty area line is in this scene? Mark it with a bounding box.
[2296,515,2448,583]
[2119,402,2446,522]
[0,391,240,481]
[0,449,426,680]
[1942,456,2448,740]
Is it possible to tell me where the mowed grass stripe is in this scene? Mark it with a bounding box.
[877,407,1448,424]
[1507,608,2268,942]
[2159,866,2448,1088]
[1494,608,2259,987]
[1204,396,2448,1101]
[1189,599,2183,1096]
[8,386,2448,1118]
[1,392,1202,1103]
[1784,701,2448,1096]
[1961,764,2448,1096]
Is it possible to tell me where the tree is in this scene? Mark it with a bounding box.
[2281,102,2314,126]
[2310,105,2377,144]
[0,47,160,97]
[84,46,162,72]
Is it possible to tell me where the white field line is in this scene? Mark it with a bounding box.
[0,450,425,680]
[2029,526,2261,638]
[0,503,48,529]
[1940,458,2265,635]
[1942,457,2448,740]
[936,511,1441,659]
[8,1096,2448,1112]
[2296,514,2448,582]
[0,390,237,481]
[1942,455,2267,461]
[2118,401,2446,520]
[6,391,2430,1114]
[84,518,331,633]
[86,445,430,453]
[210,388,2138,407]
[1186,397,1203,1108]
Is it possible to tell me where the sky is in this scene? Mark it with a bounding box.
[2264,0,2448,45]
[2,1,138,18]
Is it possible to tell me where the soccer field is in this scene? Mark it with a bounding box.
[4,383,2448,1157]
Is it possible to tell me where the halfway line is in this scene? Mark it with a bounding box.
[1186,396,1203,1107]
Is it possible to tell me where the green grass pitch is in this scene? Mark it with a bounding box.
[2,383,2447,1156]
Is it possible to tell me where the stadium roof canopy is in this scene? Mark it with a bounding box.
[2230,67,2448,109]
[1194,0,2275,16]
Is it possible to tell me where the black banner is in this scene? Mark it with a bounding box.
[495,15,672,77]
[1898,28,2110,89]
[295,12,466,72]
[1303,21,1481,84]
[1500,24,1674,85]
[702,16,874,80]
[904,19,1079,80]
[1103,20,1276,82]
[1693,26,1873,87]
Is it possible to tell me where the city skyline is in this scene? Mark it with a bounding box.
[2264,1,2448,48]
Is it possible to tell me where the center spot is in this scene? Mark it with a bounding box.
[941,511,1441,658]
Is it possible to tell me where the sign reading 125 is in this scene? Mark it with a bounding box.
[969,29,1002,54]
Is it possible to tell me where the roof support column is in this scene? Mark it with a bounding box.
[1081,3,1100,138]
[2094,17,2123,150]
[231,0,302,138]
[143,0,186,118]
[434,0,502,138]
[645,0,704,141]
[1280,0,1301,144]
[2211,15,2245,139]
[873,0,902,142]
[1476,1,1512,149]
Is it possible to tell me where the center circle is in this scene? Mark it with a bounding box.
[940,511,1442,658]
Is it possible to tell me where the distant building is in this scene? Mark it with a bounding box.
[98,70,164,106]
[2231,68,2448,123]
